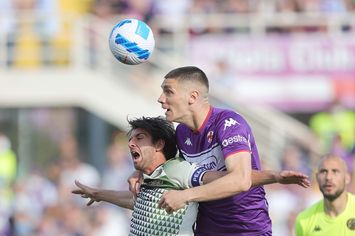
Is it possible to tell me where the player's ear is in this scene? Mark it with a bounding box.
[345,172,351,185]
[189,90,199,104]
[315,171,320,183]
[155,139,165,152]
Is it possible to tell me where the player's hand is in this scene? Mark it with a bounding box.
[276,170,311,188]
[127,170,143,198]
[72,180,101,206]
[158,190,188,214]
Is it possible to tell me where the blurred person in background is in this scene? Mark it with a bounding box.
[5,0,59,67]
[281,144,311,178]
[99,131,134,235]
[0,0,16,66]
[209,59,235,89]
[57,133,100,219]
[92,0,154,20]
[266,177,304,236]
[58,134,100,189]
[12,170,58,236]
[32,0,60,65]
[15,132,123,236]
[309,99,355,189]
[0,133,17,236]
[101,132,134,191]
[309,99,355,156]
[58,0,94,16]
[187,0,218,36]
[330,133,355,179]
[152,0,192,34]
[295,154,355,236]
[266,143,316,236]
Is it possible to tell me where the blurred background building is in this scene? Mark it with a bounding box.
[0,0,354,235]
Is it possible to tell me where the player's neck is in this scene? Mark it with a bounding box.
[324,191,348,217]
[190,104,211,132]
[143,154,166,175]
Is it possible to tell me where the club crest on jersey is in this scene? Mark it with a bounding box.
[224,118,239,130]
[207,131,214,143]
[347,218,355,230]
[184,137,192,146]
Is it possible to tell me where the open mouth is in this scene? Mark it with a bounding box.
[161,106,170,113]
[131,151,140,160]
[165,108,171,115]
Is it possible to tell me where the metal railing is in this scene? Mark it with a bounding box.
[2,11,355,70]
[2,11,347,166]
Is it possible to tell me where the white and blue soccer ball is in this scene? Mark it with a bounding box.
[109,18,155,65]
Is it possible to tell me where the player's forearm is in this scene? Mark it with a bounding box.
[202,170,277,187]
[202,171,227,184]
[94,190,135,210]
[251,170,278,187]
[185,173,251,202]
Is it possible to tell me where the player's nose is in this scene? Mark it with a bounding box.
[128,139,136,148]
[157,93,165,104]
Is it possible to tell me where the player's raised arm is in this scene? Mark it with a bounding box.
[72,180,134,210]
[204,169,310,188]
[251,170,311,188]
[159,161,311,213]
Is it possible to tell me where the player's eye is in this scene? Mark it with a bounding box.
[165,90,174,95]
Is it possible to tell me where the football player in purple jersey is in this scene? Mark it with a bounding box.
[155,66,306,235]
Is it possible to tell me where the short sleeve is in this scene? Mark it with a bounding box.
[215,111,251,158]
[163,158,208,189]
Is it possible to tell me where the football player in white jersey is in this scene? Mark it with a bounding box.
[73,116,225,236]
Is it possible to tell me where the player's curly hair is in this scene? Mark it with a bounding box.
[127,116,177,160]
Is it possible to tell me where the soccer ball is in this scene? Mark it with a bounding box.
[108,18,155,65]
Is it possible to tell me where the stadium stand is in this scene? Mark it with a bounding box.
[0,1,354,235]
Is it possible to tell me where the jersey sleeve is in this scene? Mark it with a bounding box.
[163,158,208,189]
[215,111,251,159]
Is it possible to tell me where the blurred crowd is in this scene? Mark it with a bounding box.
[0,130,134,236]
[1,0,355,67]
[0,0,355,236]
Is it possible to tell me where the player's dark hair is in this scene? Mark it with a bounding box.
[127,116,177,160]
[164,66,209,91]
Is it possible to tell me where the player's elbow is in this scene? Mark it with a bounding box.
[240,178,252,192]
[232,176,251,193]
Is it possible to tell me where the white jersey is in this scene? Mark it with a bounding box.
[129,157,208,236]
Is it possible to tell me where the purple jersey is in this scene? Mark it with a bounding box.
[176,106,272,235]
